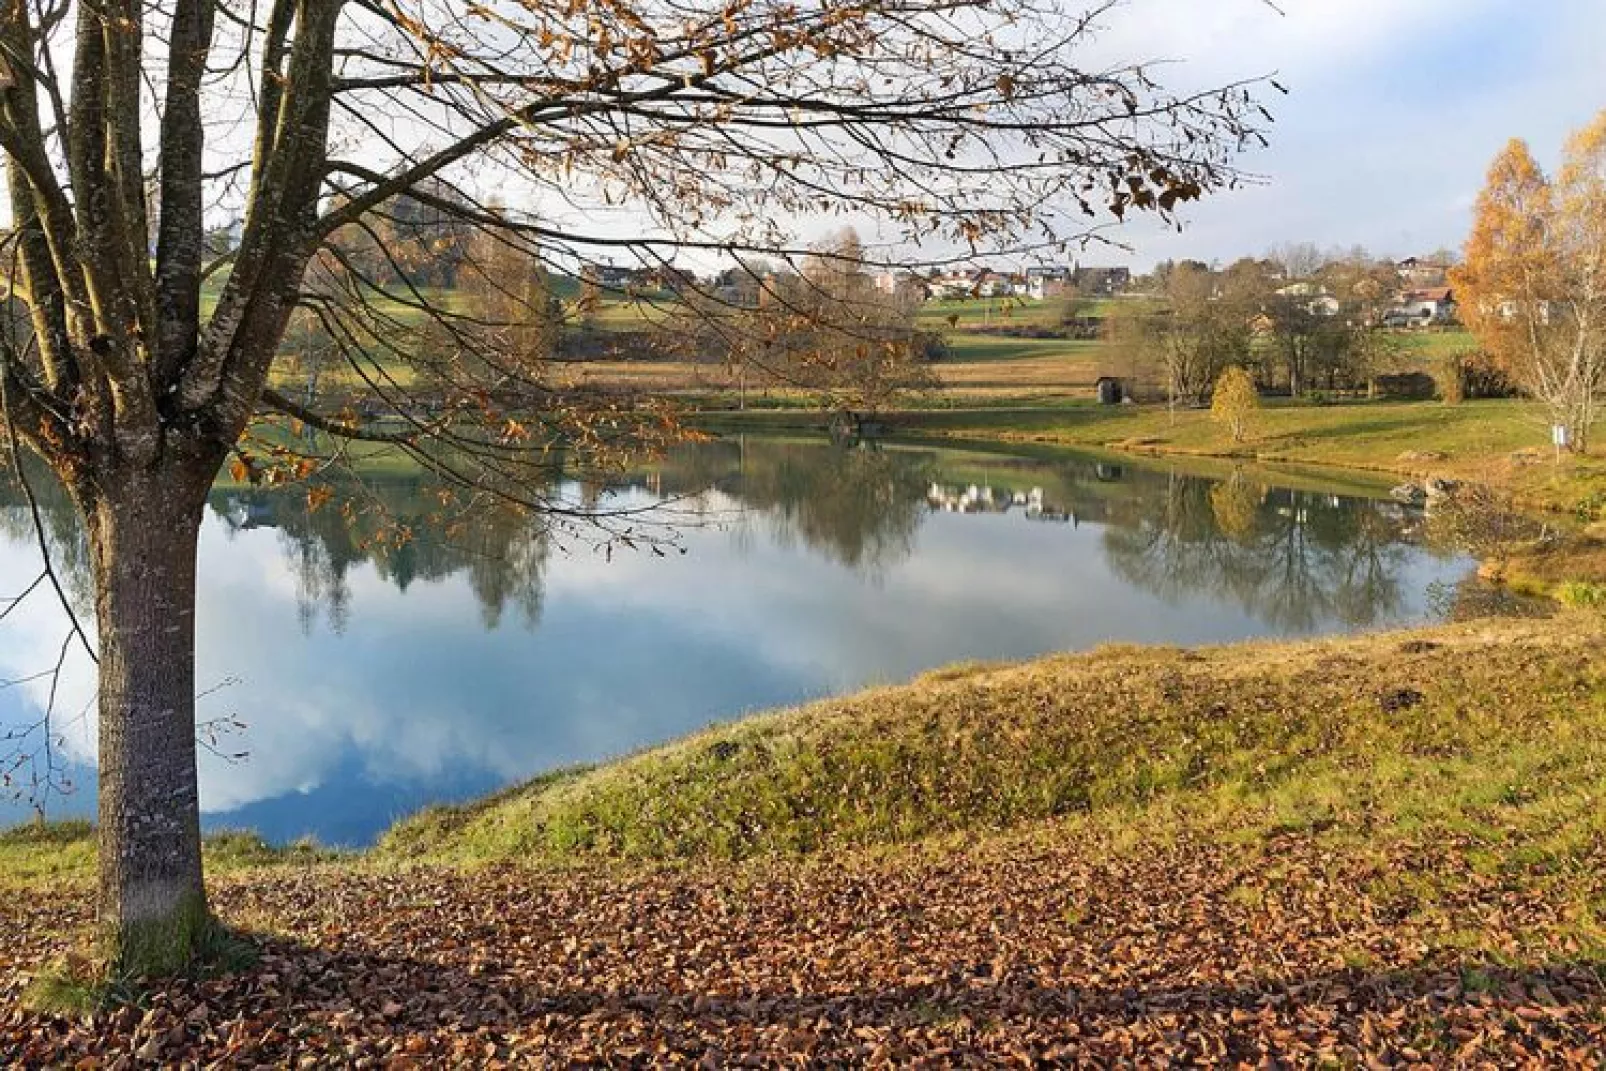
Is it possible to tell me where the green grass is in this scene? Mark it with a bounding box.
[1557,580,1606,609]
[913,296,1120,328]
[868,398,1606,516]
[381,614,1606,870]
[0,822,340,891]
[1394,328,1479,359]
[940,334,1098,363]
[23,910,260,1014]
[0,820,98,888]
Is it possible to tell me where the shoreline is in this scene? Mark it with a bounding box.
[691,397,1606,518]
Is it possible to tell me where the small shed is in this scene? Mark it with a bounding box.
[1095,376,1125,405]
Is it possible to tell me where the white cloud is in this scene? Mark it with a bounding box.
[1082,0,1605,265]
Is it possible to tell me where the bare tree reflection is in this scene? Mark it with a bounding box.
[1104,468,1425,631]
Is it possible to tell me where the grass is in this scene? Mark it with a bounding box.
[0,820,98,888]
[20,614,1604,887]
[1395,327,1479,359]
[0,822,339,891]
[4,824,336,1009]
[1556,580,1606,609]
[837,398,1606,517]
[23,911,260,1015]
[381,614,1606,874]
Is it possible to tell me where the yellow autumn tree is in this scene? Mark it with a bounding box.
[1211,365,1260,444]
[1453,119,1606,452]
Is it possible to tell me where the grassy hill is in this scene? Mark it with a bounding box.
[383,614,1606,869]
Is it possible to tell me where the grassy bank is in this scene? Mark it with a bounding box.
[16,612,1604,884]
[385,614,1606,874]
[0,823,335,892]
[698,398,1606,518]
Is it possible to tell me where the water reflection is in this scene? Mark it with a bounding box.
[222,486,552,633]
[0,438,1470,844]
[1104,471,1420,631]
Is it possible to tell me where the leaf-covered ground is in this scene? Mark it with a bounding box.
[6,823,1605,1065]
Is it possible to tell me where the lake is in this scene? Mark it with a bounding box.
[0,436,1471,845]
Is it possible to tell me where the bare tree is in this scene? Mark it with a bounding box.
[0,0,1265,971]
[1266,241,1329,280]
[690,228,939,417]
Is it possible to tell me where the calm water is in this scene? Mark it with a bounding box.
[0,437,1470,845]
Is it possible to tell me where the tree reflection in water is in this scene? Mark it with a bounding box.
[217,478,554,634]
[1103,468,1423,631]
[6,440,1449,639]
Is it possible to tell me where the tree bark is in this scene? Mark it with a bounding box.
[85,465,213,973]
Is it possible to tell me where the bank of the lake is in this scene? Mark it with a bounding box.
[388,611,1606,867]
[696,398,1606,519]
[6,612,1606,1062]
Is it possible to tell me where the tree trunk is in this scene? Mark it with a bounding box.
[86,467,213,973]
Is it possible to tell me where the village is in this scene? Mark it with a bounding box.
[583,253,1461,329]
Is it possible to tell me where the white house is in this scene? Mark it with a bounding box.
[927,268,981,300]
[1396,257,1450,288]
[1276,282,1341,318]
[976,271,1020,298]
[1385,286,1457,326]
[1024,266,1073,301]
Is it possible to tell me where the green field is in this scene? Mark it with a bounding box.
[235,273,1485,409]
[383,613,1606,871]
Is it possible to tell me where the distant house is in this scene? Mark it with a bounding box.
[1488,296,1555,326]
[1396,257,1450,288]
[1024,266,1073,301]
[976,270,1017,299]
[928,268,982,300]
[1275,282,1341,317]
[582,263,641,291]
[874,270,910,295]
[1387,286,1457,326]
[710,267,765,307]
[640,265,695,293]
[873,271,928,303]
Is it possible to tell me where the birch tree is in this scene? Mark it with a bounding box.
[0,0,1266,972]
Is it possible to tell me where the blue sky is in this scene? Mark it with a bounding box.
[1103,0,1606,268]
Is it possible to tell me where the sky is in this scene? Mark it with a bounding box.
[2,2,1598,275]
[551,0,1606,275]
[1093,0,1606,270]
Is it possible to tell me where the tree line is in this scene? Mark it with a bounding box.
[1100,254,1432,407]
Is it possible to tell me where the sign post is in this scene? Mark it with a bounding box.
[1553,424,1571,463]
